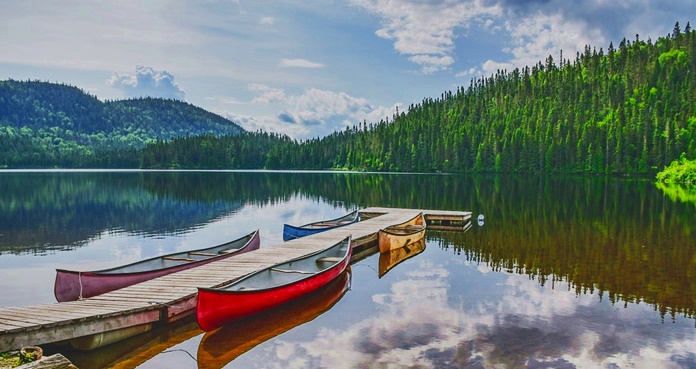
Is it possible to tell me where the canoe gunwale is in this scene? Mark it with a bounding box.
[282,210,359,240]
[297,210,358,229]
[54,230,261,302]
[56,230,260,277]
[379,212,426,237]
[388,212,425,228]
[198,236,351,295]
[379,227,425,237]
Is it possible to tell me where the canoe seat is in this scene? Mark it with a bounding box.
[270,267,314,274]
[389,225,423,230]
[162,256,197,262]
[188,252,218,257]
[218,248,240,254]
[316,257,342,264]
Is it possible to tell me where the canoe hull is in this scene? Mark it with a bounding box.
[378,228,425,253]
[378,213,426,253]
[282,224,326,240]
[196,237,351,331]
[54,231,260,302]
[282,210,359,241]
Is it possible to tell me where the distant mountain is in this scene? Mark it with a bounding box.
[0,80,244,167]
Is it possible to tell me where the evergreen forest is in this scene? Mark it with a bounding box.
[2,22,696,175]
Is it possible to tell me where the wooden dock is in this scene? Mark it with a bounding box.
[0,207,470,352]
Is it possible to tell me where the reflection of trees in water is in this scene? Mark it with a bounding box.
[431,176,696,320]
[0,172,244,254]
[0,171,475,254]
[2,171,694,322]
[656,181,696,207]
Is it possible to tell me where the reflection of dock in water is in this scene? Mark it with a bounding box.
[68,317,201,369]
[0,207,471,352]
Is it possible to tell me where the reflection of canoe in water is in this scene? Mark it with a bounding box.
[378,212,426,253]
[196,270,351,369]
[378,238,426,278]
[282,210,359,241]
[54,230,260,302]
[196,236,352,331]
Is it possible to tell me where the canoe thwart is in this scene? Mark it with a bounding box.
[316,257,342,263]
[218,248,240,254]
[162,257,197,262]
[188,252,218,256]
[270,268,315,274]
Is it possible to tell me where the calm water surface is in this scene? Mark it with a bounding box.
[0,170,694,368]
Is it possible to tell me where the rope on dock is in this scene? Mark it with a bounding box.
[148,297,196,310]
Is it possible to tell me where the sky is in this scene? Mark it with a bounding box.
[1,1,694,140]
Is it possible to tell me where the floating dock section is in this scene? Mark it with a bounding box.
[0,207,471,352]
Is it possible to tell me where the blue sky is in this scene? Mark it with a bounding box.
[1,1,694,139]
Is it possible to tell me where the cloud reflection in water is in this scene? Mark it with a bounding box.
[254,253,696,369]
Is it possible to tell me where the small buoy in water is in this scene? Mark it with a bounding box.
[477,214,484,226]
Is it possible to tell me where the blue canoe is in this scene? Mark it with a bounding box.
[283,210,359,241]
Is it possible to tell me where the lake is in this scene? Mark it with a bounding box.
[0,170,694,368]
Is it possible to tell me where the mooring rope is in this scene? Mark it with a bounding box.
[78,272,84,300]
[352,263,378,276]
[260,234,283,244]
[148,296,197,310]
[161,349,197,362]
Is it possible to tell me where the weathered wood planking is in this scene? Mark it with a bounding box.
[0,207,470,352]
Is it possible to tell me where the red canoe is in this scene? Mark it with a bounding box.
[196,235,352,332]
[54,230,260,302]
[197,270,351,368]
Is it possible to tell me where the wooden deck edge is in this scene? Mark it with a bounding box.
[0,310,161,353]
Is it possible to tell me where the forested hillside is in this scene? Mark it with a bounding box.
[287,23,696,174]
[142,23,696,175]
[0,80,243,167]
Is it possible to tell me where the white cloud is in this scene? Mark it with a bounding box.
[454,8,608,79]
[260,16,275,26]
[249,84,288,104]
[228,84,398,139]
[279,58,325,69]
[455,67,480,78]
[500,11,606,72]
[352,0,502,73]
[107,65,185,100]
[408,54,455,74]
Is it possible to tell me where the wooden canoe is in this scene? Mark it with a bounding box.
[282,210,359,241]
[196,236,352,331]
[54,230,260,302]
[197,270,351,368]
[378,237,426,278]
[378,212,426,253]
